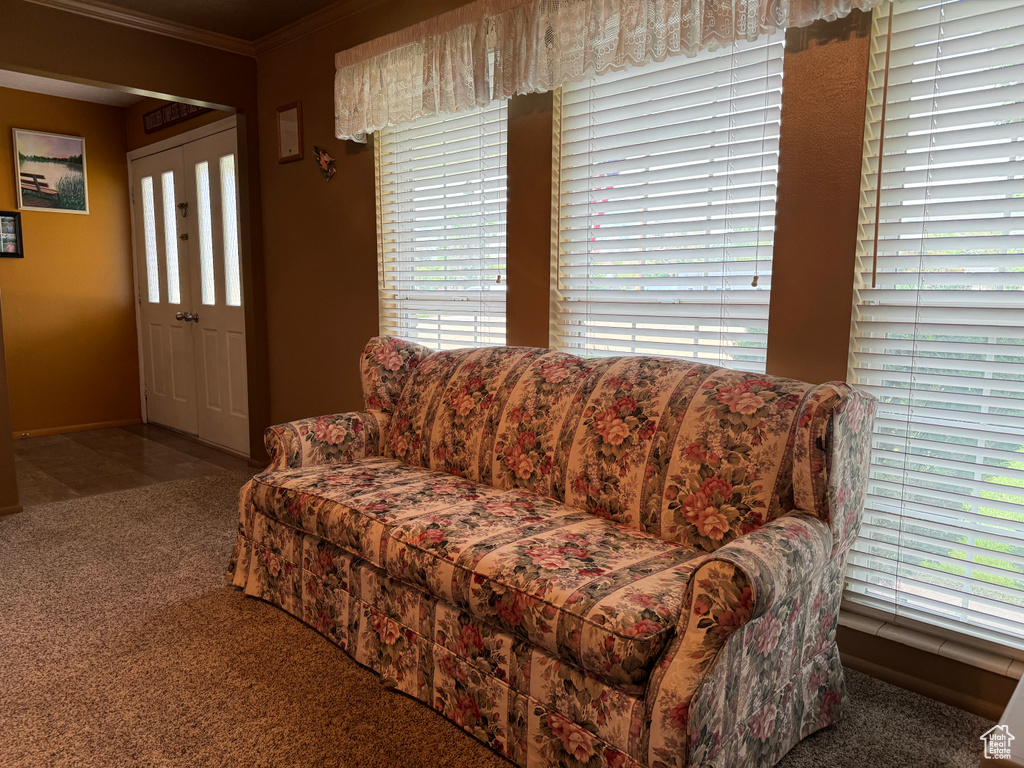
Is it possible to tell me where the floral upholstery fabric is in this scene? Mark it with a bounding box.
[381,341,858,552]
[385,346,547,481]
[239,514,649,763]
[359,335,433,417]
[492,352,613,500]
[824,389,877,553]
[264,411,383,471]
[643,514,835,767]
[678,554,849,768]
[231,337,878,768]
[247,457,705,688]
[639,367,816,551]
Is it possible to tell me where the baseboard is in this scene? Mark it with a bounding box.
[0,503,22,516]
[839,625,1015,720]
[12,419,144,439]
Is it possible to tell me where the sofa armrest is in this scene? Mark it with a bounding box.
[824,389,876,554]
[644,513,833,768]
[264,410,385,470]
[702,512,833,619]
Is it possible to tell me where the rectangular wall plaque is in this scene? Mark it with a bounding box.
[143,103,213,134]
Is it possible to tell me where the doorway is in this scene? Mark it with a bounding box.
[128,121,248,455]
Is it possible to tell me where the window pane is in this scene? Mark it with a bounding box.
[140,176,159,303]
[220,154,241,307]
[553,34,784,371]
[161,171,180,305]
[376,101,507,350]
[194,161,215,306]
[847,0,1024,652]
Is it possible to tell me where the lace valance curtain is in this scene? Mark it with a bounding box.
[335,0,888,141]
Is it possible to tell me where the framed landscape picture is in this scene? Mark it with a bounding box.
[0,211,23,258]
[13,129,89,214]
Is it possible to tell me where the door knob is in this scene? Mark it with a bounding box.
[175,311,186,321]
[175,311,199,323]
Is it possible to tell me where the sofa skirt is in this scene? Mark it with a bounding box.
[231,506,848,768]
[233,509,649,767]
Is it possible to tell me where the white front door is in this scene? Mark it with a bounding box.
[130,128,249,454]
[131,147,198,436]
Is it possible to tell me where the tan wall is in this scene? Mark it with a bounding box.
[0,86,140,435]
[124,98,236,153]
[0,0,268,460]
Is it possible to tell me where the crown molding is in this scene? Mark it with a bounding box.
[254,0,390,56]
[22,0,257,58]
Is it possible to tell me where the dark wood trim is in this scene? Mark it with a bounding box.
[236,110,271,464]
[839,625,1015,720]
[505,91,554,349]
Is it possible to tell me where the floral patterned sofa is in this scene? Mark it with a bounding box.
[229,336,876,768]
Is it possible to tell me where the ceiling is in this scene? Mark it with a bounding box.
[96,0,346,41]
[1,0,379,106]
[0,70,144,106]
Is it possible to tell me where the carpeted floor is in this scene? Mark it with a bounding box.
[0,471,993,767]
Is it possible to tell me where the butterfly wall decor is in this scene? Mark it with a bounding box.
[313,145,336,180]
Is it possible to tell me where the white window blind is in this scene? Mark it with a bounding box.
[376,102,507,350]
[551,33,784,371]
[847,0,1024,654]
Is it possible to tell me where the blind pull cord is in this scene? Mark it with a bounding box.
[871,1,895,289]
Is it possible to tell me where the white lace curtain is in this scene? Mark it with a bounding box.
[335,0,888,141]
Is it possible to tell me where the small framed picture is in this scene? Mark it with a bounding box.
[276,102,303,163]
[13,129,89,214]
[0,211,24,258]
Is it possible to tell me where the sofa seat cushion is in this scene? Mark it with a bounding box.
[249,457,705,689]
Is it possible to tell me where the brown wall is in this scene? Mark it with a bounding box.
[256,3,870,423]
[767,16,871,383]
[256,0,473,424]
[0,86,140,435]
[124,98,236,153]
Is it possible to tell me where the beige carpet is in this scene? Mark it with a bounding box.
[0,471,993,767]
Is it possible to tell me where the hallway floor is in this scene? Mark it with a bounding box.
[13,424,251,507]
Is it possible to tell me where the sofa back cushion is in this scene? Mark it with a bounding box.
[645,369,835,551]
[375,337,853,552]
[383,346,547,482]
[491,351,615,502]
[492,356,834,551]
[360,336,434,418]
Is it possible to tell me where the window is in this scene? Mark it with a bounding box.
[140,175,160,303]
[195,160,216,306]
[551,33,785,371]
[220,154,242,307]
[161,171,181,305]
[847,0,1024,653]
[375,102,508,350]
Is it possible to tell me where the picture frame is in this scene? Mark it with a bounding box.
[0,211,24,258]
[276,102,303,163]
[13,129,89,214]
